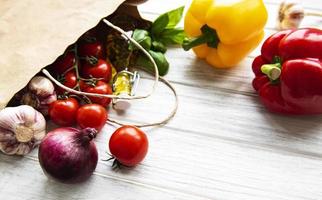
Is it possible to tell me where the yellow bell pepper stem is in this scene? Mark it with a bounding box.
[182,25,219,50]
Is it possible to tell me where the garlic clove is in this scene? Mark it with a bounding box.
[1,143,19,155]
[29,76,55,97]
[40,93,57,105]
[0,127,15,142]
[21,92,40,109]
[16,143,32,156]
[38,93,57,116]
[32,111,47,141]
[21,76,57,116]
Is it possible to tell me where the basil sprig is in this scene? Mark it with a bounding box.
[131,6,185,76]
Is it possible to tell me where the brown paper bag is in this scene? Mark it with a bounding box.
[0,0,130,109]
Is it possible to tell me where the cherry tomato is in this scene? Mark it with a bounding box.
[76,104,108,132]
[109,126,148,167]
[78,40,104,59]
[51,51,76,75]
[81,59,112,82]
[49,98,79,126]
[57,71,77,94]
[80,80,112,107]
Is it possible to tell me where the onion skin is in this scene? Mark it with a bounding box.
[38,127,98,183]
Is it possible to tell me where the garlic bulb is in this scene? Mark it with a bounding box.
[29,76,55,97]
[21,76,57,116]
[277,1,305,30]
[0,105,46,155]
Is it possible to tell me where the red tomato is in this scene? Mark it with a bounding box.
[78,41,104,59]
[76,104,108,132]
[57,71,77,94]
[109,126,148,167]
[81,59,112,82]
[80,80,112,107]
[49,98,79,126]
[51,51,76,75]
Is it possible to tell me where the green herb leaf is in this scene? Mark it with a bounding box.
[151,6,184,35]
[164,6,185,29]
[130,29,152,50]
[135,50,169,76]
[158,28,186,45]
[151,15,169,36]
[148,50,170,76]
[152,41,167,53]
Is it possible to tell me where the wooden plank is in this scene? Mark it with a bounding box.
[98,126,322,200]
[265,0,322,11]
[0,154,204,200]
[103,79,322,157]
[22,123,322,200]
[139,2,322,30]
[0,0,322,200]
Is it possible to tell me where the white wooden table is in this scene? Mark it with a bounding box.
[1,0,322,199]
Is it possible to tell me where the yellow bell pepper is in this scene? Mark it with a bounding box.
[183,0,268,68]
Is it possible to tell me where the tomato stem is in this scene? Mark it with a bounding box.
[61,66,75,76]
[82,95,92,104]
[101,153,125,170]
[79,77,104,87]
[112,159,123,170]
[101,157,115,162]
[63,44,93,105]
[57,94,69,100]
[73,44,82,91]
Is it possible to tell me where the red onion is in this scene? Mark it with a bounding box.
[38,127,98,183]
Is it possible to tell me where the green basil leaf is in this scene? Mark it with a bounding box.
[135,50,169,76]
[130,29,152,50]
[149,50,169,76]
[151,14,169,36]
[158,28,186,45]
[164,6,185,29]
[151,6,184,36]
[152,41,167,53]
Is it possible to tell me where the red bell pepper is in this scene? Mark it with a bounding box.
[252,28,322,115]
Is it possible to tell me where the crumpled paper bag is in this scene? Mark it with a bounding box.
[0,0,125,109]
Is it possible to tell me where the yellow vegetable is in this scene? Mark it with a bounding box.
[183,0,268,68]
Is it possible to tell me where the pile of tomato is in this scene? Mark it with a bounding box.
[47,32,148,167]
[48,34,112,132]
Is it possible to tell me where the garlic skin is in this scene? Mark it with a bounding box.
[38,93,57,116]
[21,76,57,116]
[0,105,46,155]
[21,93,40,109]
[277,1,305,30]
[29,76,55,97]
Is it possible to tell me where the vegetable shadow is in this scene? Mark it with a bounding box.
[251,95,322,139]
[183,57,234,84]
[0,154,25,165]
[173,50,252,94]
[39,175,96,200]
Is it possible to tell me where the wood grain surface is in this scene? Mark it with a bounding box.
[0,0,322,199]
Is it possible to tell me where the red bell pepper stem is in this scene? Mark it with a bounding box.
[261,63,281,81]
